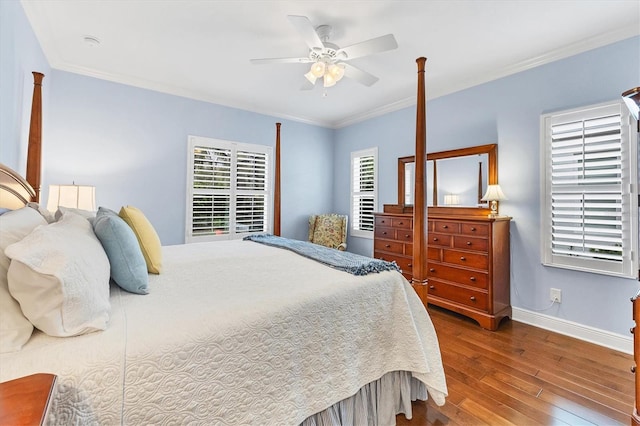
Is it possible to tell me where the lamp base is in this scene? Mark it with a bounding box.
[488,200,499,218]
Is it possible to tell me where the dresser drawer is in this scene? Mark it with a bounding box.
[393,256,413,274]
[427,247,441,261]
[391,217,412,229]
[427,262,488,289]
[375,226,394,239]
[429,233,452,248]
[460,222,489,237]
[374,252,412,272]
[443,249,488,270]
[428,279,488,311]
[453,235,488,252]
[375,216,393,228]
[433,221,460,234]
[395,229,413,242]
[374,239,405,254]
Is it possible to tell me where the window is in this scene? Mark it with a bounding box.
[186,136,272,243]
[540,100,638,278]
[351,148,378,238]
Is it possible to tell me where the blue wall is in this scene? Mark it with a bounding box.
[334,36,640,337]
[44,71,335,245]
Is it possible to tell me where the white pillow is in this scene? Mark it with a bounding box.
[27,202,56,223]
[54,206,96,221]
[6,212,111,337]
[0,207,46,353]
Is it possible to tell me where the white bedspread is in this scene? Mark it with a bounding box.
[0,240,447,425]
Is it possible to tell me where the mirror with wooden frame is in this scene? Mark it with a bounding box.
[394,144,497,217]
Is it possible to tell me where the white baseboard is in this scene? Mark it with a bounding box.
[512,307,633,355]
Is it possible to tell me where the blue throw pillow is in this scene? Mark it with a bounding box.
[93,207,149,294]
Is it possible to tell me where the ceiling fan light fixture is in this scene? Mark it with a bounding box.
[304,71,317,84]
[323,73,336,88]
[328,63,345,82]
[310,61,326,78]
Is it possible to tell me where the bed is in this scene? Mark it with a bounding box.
[0,60,446,425]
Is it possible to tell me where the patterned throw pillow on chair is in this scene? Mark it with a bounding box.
[311,215,345,249]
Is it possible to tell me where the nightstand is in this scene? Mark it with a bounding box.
[0,373,57,425]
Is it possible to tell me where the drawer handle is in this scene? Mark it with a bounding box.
[632,365,637,374]
[470,296,476,302]
[429,285,435,290]
[433,237,438,241]
[382,231,387,235]
[466,241,472,246]
[385,244,391,248]
[471,227,476,231]
[460,256,466,261]
[443,225,448,229]
[381,220,386,224]
[399,222,404,225]
[429,268,435,272]
[405,234,410,238]
[470,277,476,281]
[408,263,412,267]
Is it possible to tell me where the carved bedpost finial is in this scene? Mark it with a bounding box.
[26,72,44,203]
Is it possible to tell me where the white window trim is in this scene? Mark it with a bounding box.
[540,100,638,278]
[186,135,273,243]
[350,147,378,239]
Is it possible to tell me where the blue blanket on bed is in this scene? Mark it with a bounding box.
[243,234,400,276]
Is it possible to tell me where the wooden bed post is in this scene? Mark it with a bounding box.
[412,57,428,302]
[274,122,281,236]
[26,72,44,202]
[432,161,437,206]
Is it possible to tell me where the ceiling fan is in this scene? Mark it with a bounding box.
[250,15,398,89]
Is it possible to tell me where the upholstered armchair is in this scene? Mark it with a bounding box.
[308,214,348,251]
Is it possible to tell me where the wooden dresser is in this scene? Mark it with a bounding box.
[374,212,511,331]
[633,289,640,426]
[0,373,57,425]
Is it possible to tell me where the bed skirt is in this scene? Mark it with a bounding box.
[301,371,427,426]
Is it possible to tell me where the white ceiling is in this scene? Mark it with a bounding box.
[22,0,640,128]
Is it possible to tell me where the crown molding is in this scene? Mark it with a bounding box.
[333,26,639,129]
[50,62,334,128]
[23,0,639,132]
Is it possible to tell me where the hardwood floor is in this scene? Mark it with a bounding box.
[396,305,635,426]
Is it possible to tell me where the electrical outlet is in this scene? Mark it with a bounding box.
[550,288,562,303]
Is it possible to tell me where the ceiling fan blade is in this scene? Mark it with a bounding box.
[337,34,398,60]
[343,63,379,86]
[287,15,324,50]
[250,57,312,65]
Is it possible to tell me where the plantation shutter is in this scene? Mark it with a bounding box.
[235,150,269,234]
[541,101,638,277]
[351,148,377,237]
[191,146,231,237]
[187,136,272,243]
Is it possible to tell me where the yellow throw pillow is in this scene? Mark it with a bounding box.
[119,206,162,274]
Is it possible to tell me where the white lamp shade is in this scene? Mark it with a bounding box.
[310,62,326,78]
[327,63,345,82]
[481,184,507,202]
[323,73,336,88]
[47,184,96,212]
